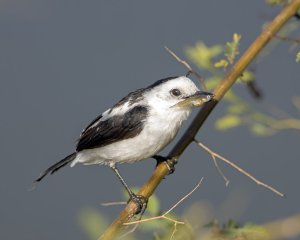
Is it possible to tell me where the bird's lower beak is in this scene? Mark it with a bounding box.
[174,91,214,108]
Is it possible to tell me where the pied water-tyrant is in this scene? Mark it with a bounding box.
[35,76,213,209]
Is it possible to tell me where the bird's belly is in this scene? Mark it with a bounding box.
[73,110,187,167]
[74,121,178,166]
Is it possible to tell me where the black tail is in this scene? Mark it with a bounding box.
[34,152,77,183]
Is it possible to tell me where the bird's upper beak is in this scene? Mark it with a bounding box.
[173,91,214,108]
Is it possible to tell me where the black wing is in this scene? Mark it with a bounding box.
[76,105,148,151]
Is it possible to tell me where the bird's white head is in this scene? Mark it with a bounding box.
[144,76,213,111]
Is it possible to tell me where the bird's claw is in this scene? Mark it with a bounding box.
[153,155,177,175]
[128,193,148,215]
[164,159,176,174]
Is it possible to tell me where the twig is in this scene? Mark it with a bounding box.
[274,34,300,44]
[170,222,179,240]
[101,201,127,207]
[194,139,285,197]
[164,46,207,91]
[124,178,204,226]
[165,177,204,215]
[199,142,230,186]
[124,214,184,225]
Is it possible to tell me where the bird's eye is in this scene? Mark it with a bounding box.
[170,89,181,97]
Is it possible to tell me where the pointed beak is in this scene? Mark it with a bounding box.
[174,91,214,108]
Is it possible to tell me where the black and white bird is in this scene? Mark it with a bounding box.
[35,76,213,207]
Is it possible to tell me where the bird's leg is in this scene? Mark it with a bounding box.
[110,165,147,214]
[152,155,177,174]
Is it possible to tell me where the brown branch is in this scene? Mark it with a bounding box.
[99,1,300,239]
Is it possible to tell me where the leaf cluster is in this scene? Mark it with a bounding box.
[185,32,300,136]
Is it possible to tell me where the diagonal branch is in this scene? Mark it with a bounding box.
[99,1,300,239]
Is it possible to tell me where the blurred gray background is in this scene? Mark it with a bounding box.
[1,0,300,239]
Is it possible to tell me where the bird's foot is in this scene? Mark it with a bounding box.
[128,193,148,215]
[152,155,177,174]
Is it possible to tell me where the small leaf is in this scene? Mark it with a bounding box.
[226,219,238,230]
[147,194,160,216]
[214,59,229,69]
[185,42,223,71]
[215,115,242,130]
[78,207,108,240]
[204,76,222,90]
[225,33,241,64]
[237,70,255,83]
[265,0,286,6]
[223,89,240,102]
[250,123,275,136]
[228,104,247,114]
[236,223,270,239]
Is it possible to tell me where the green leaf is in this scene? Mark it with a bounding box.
[223,89,240,102]
[237,70,255,83]
[228,103,247,114]
[147,194,160,216]
[235,223,270,240]
[78,207,108,240]
[185,42,223,71]
[226,219,238,229]
[225,33,241,64]
[265,0,286,6]
[214,59,229,69]
[250,123,275,136]
[204,76,222,90]
[215,115,242,130]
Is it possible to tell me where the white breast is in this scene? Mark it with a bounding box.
[71,106,191,167]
